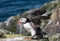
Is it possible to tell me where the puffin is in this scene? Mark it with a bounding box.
[18,18,36,38]
[18,17,45,39]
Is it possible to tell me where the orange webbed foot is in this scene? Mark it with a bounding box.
[24,37,32,40]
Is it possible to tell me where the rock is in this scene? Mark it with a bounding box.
[4,16,15,27]
[49,33,60,41]
[0,0,60,38]
[0,22,6,29]
[0,29,10,34]
[0,36,49,41]
[43,8,60,35]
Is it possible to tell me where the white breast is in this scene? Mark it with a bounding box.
[23,23,35,33]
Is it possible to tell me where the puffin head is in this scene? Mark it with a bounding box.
[20,17,31,23]
[18,17,31,26]
[19,18,27,23]
[18,18,27,26]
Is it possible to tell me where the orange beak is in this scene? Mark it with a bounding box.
[18,20,21,26]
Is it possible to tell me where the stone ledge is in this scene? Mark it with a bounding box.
[0,36,48,41]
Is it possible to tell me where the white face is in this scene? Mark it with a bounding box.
[20,18,27,23]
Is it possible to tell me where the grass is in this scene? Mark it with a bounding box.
[5,34,23,38]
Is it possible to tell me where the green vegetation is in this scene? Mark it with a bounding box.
[5,34,22,38]
[6,15,20,33]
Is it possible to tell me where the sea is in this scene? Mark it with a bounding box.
[0,0,53,22]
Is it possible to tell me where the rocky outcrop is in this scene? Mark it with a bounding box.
[0,15,20,34]
[49,33,60,41]
[0,36,48,41]
[0,0,60,37]
[0,22,6,29]
[43,8,60,36]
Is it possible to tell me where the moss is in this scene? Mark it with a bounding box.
[5,34,22,38]
[41,1,60,12]
[7,16,20,33]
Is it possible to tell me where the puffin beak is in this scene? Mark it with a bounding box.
[18,20,21,26]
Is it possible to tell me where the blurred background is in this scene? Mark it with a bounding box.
[0,0,53,22]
